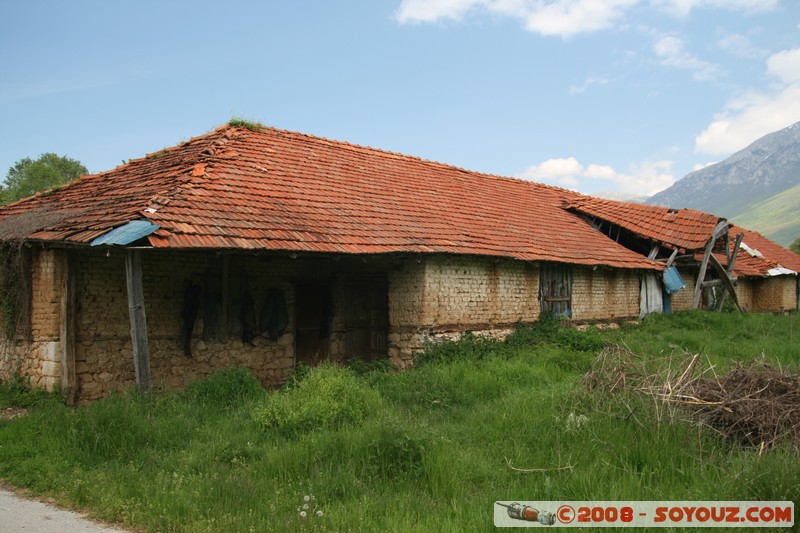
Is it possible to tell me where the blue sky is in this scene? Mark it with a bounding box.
[1,1,798,199]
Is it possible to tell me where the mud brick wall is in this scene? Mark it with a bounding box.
[571,267,640,321]
[670,269,697,312]
[387,255,540,368]
[72,249,339,401]
[744,276,797,312]
[735,279,754,311]
[422,255,539,327]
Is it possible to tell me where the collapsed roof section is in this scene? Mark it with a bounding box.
[567,197,798,279]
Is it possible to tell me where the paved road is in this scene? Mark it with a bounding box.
[0,488,130,533]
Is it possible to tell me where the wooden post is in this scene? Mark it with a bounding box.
[59,250,77,405]
[125,249,151,393]
[220,254,229,342]
[692,221,729,309]
[665,248,679,269]
[716,233,744,311]
[708,253,744,312]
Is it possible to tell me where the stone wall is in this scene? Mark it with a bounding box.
[0,249,64,389]
[386,259,425,369]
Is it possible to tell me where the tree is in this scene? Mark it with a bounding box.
[2,153,87,204]
[790,237,800,255]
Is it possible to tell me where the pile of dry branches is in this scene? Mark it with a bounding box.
[584,343,800,450]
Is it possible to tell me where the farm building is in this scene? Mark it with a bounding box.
[0,124,796,403]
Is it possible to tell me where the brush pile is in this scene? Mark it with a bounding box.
[584,343,800,450]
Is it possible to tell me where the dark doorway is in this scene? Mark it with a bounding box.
[345,276,388,360]
[295,284,331,365]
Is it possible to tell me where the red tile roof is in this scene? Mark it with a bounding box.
[567,196,722,250]
[0,125,659,270]
[726,226,800,277]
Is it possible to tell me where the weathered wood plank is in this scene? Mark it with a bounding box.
[665,248,679,269]
[701,278,738,289]
[58,250,76,405]
[125,249,151,393]
[220,254,229,342]
[716,233,744,312]
[692,220,729,309]
[708,252,743,312]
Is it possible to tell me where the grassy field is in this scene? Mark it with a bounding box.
[0,311,798,532]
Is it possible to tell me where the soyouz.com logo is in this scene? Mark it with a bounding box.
[493,501,794,528]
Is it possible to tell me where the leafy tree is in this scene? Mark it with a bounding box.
[2,153,87,204]
[790,237,800,255]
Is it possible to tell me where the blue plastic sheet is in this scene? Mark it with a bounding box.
[91,220,159,246]
[663,266,685,294]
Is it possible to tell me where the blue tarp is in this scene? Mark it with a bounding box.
[91,220,159,246]
[663,266,685,294]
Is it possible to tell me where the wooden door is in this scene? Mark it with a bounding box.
[345,276,388,360]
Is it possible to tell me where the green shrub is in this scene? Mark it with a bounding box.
[365,420,427,478]
[507,316,605,353]
[0,375,62,409]
[251,363,383,435]
[344,356,394,375]
[184,367,265,408]
[416,331,502,365]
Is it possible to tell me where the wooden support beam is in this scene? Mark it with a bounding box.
[58,250,77,405]
[708,253,744,312]
[665,248,679,269]
[692,220,729,309]
[647,244,660,260]
[701,278,738,289]
[125,249,151,393]
[716,233,744,312]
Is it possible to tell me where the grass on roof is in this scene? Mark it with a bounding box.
[228,118,265,131]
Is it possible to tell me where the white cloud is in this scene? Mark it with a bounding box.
[393,0,485,23]
[654,35,719,81]
[695,48,800,155]
[692,161,716,171]
[767,48,800,84]
[651,0,778,17]
[522,0,638,37]
[716,33,768,59]
[394,0,775,37]
[520,157,675,196]
[569,76,610,94]
[394,0,637,37]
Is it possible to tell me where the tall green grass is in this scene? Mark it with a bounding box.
[0,311,797,532]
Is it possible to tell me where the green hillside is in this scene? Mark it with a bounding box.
[731,181,800,246]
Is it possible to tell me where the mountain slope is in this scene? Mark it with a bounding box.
[647,122,800,245]
[730,181,800,247]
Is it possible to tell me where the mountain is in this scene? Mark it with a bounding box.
[647,121,800,246]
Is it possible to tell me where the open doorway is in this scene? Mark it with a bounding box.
[295,284,332,365]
